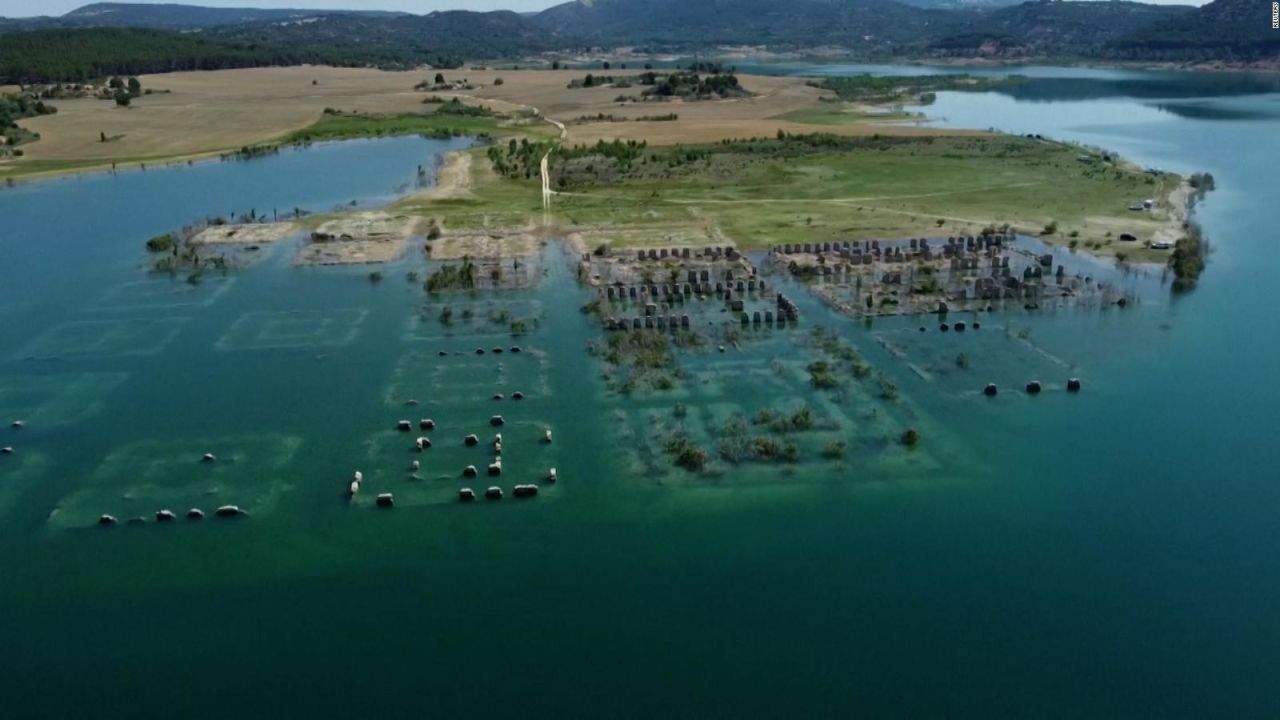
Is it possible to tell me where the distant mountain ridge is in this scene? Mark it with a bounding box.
[1107,0,1280,62]
[205,11,558,64]
[2,2,405,32]
[897,0,1024,7]
[529,0,936,48]
[928,0,1195,57]
[0,0,1273,82]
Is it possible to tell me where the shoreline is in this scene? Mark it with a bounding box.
[705,48,1280,75]
[0,133,475,188]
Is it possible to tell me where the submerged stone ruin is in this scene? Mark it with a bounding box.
[772,234,1135,319]
[587,243,799,333]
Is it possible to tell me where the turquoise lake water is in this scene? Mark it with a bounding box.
[2,69,1279,717]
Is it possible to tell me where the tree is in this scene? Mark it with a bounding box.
[552,60,561,70]
[493,77,504,86]
[434,72,445,85]
[583,74,595,88]
[603,61,611,70]
[127,76,141,96]
[114,90,131,107]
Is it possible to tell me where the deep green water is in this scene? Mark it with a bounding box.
[2,69,1279,717]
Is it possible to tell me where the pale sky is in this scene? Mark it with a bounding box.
[0,0,1209,19]
[0,0,562,17]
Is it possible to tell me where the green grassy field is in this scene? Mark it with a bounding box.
[394,150,546,231]
[776,107,924,126]
[285,106,556,144]
[490,134,1180,261]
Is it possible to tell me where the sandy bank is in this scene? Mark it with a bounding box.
[412,151,473,201]
[1152,181,1193,248]
[191,222,298,246]
[430,228,541,259]
[295,212,419,265]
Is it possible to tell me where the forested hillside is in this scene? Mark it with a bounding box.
[0,0,1272,83]
[1106,0,1280,62]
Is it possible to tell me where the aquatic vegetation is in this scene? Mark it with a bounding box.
[807,360,840,389]
[223,144,280,161]
[1188,172,1216,196]
[603,330,675,370]
[750,436,782,461]
[664,435,709,472]
[144,233,176,253]
[808,328,874,382]
[589,329,690,392]
[425,258,476,293]
[149,234,228,276]
[718,433,801,465]
[878,377,899,401]
[753,408,778,426]
[821,440,847,459]
[1169,223,1208,292]
[761,405,816,434]
[900,428,921,447]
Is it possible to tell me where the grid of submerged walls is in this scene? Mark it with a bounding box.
[773,234,1130,316]
[584,246,802,331]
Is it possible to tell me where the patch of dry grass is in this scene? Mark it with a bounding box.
[3,66,977,180]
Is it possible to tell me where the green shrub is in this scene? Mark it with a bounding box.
[664,436,708,471]
[144,233,176,253]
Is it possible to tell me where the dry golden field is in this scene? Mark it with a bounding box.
[3,65,970,179]
[11,66,428,170]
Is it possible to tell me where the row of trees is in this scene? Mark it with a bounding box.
[0,92,56,130]
[0,28,423,84]
[107,75,143,107]
[645,72,748,100]
[487,137,552,181]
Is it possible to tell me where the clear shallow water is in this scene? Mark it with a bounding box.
[2,72,1280,717]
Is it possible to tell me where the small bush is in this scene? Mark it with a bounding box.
[145,233,176,253]
[665,436,708,471]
